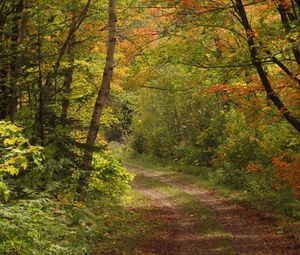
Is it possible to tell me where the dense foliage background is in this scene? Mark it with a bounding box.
[0,0,299,253]
[122,0,300,216]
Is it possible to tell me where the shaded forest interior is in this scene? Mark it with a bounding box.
[0,0,300,254]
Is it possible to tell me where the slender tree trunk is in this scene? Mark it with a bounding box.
[0,3,8,120]
[35,2,45,143]
[61,53,74,123]
[0,68,8,119]
[43,0,91,97]
[9,0,26,121]
[16,0,28,113]
[277,0,300,67]
[61,14,76,123]
[0,2,14,120]
[35,0,91,142]
[235,0,300,133]
[81,0,117,186]
[260,43,300,86]
[37,28,45,143]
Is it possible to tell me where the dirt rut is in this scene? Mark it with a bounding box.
[129,165,300,255]
[132,180,232,255]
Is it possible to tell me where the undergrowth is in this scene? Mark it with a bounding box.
[111,142,300,221]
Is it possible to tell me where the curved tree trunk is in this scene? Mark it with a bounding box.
[235,0,300,133]
[277,0,300,67]
[81,0,117,188]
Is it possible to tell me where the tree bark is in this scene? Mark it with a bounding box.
[61,13,76,123]
[35,0,91,142]
[235,0,300,133]
[277,0,300,67]
[0,68,8,119]
[61,53,74,123]
[0,1,22,120]
[81,0,117,186]
[260,44,300,86]
[0,1,8,119]
[9,0,27,121]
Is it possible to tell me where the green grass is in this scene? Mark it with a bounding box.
[109,143,300,240]
[116,148,292,213]
[134,174,235,254]
[115,149,237,200]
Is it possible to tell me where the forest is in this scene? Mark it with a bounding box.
[0,0,300,254]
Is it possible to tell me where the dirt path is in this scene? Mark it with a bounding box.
[132,180,232,255]
[129,165,300,255]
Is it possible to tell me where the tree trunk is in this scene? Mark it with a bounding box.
[35,0,91,142]
[235,0,300,133]
[81,0,117,186]
[0,2,8,120]
[0,68,8,119]
[277,0,300,67]
[37,30,45,144]
[9,0,27,121]
[61,54,74,123]
[61,13,76,123]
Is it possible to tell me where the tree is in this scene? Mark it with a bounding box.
[81,0,117,187]
[235,0,300,133]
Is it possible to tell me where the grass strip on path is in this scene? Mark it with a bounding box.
[134,174,235,255]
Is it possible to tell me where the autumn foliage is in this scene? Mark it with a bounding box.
[273,156,300,190]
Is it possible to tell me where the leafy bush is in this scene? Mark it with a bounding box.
[0,150,134,255]
[89,152,134,202]
[0,120,134,254]
[0,121,43,201]
[0,198,111,255]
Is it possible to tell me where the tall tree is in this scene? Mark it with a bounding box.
[276,0,300,66]
[235,0,300,133]
[81,0,117,185]
[61,11,77,123]
[0,0,25,120]
[35,0,91,142]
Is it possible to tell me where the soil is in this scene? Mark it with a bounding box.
[131,180,231,255]
[128,165,300,255]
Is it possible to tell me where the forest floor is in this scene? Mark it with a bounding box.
[93,149,300,254]
[126,165,300,255]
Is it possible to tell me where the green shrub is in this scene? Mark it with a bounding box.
[0,121,43,201]
[0,198,111,255]
[89,152,134,202]
[0,150,134,255]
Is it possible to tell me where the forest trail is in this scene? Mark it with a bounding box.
[128,165,300,255]
[131,180,233,255]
